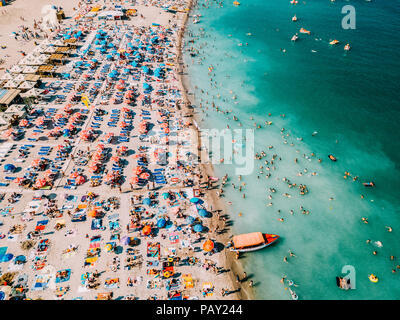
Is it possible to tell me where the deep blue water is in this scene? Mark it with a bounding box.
[184,0,400,299]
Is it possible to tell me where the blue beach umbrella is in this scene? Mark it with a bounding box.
[15,255,26,263]
[4,164,15,172]
[190,197,200,203]
[121,236,130,245]
[193,224,203,232]
[198,209,208,217]
[186,216,195,224]
[157,218,166,228]
[1,253,13,263]
[143,198,151,206]
[0,291,4,300]
[162,192,170,199]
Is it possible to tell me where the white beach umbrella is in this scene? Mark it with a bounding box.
[44,46,56,53]
[13,74,25,82]
[22,66,39,74]
[22,88,44,97]
[4,80,22,88]
[52,39,64,46]
[18,57,30,65]
[0,73,13,80]
[10,65,23,73]
[18,81,35,90]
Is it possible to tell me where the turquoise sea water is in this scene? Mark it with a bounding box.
[184,0,400,299]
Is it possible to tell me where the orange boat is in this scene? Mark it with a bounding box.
[230,232,279,252]
[299,28,311,35]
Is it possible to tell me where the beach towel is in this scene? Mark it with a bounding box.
[147,242,160,260]
[168,232,179,244]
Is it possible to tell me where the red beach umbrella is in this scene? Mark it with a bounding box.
[75,175,85,185]
[140,172,150,179]
[203,240,214,252]
[31,159,40,167]
[142,225,152,236]
[19,119,29,127]
[35,178,47,188]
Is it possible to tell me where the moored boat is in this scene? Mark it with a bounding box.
[230,232,279,252]
[299,28,311,35]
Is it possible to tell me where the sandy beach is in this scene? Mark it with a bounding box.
[0,0,253,300]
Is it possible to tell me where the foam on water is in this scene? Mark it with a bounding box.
[184,0,400,299]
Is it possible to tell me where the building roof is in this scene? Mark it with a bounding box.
[0,89,21,106]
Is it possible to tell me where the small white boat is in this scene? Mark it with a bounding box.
[289,288,298,300]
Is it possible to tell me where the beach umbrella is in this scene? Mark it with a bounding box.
[140,172,150,180]
[130,176,139,184]
[75,175,85,185]
[15,255,26,263]
[4,164,16,172]
[162,192,170,199]
[69,171,79,179]
[190,197,200,203]
[43,170,53,179]
[0,292,4,300]
[35,117,45,126]
[35,179,47,188]
[198,209,208,217]
[31,159,40,167]
[142,225,152,236]
[14,177,24,184]
[88,209,97,218]
[193,224,203,233]
[104,173,114,182]
[157,218,166,228]
[0,253,13,263]
[121,236,130,245]
[134,166,143,175]
[186,216,195,224]
[143,198,151,206]
[203,240,214,252]
[54,113,64,121]
[118,146,127,153]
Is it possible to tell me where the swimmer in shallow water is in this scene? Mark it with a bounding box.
[386,226,393,232]
[361,217,368,224]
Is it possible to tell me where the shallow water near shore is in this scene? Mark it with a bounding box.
[184,0,400,299]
